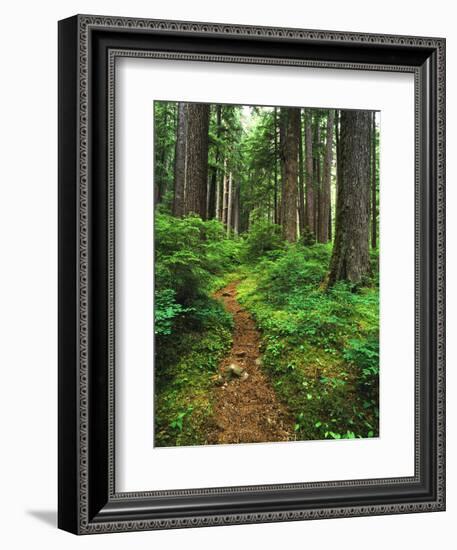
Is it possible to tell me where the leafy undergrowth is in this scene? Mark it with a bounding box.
[237,240,379,441]
[154,213,238,446]
[154,215,380,444]
[154,305,232,447]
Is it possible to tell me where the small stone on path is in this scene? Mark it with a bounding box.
[227,363,244,377]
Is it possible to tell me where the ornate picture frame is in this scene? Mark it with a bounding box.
[58,14,445,534]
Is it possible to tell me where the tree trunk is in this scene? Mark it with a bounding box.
[182,103,210,218]
[279,109,287,225]
[328,203,332,241]
[298,109,306,236]
[328,110,371,286]
[173,102,187,216]
[314,117,321,237]
[317,110,335,243]
[234,180,240,235]
[208,105,222,219]
[222,158,228,224]
[215,171,221,220]
[371,112,377,249]
[226,171,233,236]
[333,109,340,240]
[156,105,169,206]
[282,108,300,242]
[305,109,314,234]
[274,107,279,224]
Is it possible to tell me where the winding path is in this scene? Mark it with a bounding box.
[208,281,294,445]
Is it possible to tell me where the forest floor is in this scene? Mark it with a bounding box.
[154,216,379,447]
[207,281,294,444]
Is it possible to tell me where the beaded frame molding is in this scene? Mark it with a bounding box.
[58,14,446,534]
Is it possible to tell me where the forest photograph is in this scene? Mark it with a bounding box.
[154,101,379,447]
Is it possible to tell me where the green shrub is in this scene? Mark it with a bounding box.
[240,220,285,262]
[258,246,327,300]
[155,212,240,313]
[343,333,379,402]
[185,296,234,332]
[155,288,187,336]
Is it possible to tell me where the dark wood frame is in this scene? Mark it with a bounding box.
[58,14,446,534]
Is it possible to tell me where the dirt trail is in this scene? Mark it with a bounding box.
[208,281,294,445]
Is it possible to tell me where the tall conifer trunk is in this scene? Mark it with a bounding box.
[371,112,377,249]
[318,110,335,243]
[328,110,371,286]
[298,109,306,236]
[305,109,314,235]
[208,105,222,219]
[173,102,187,216]
[226,171,233,236]
[282,108,300,242]
[182,103,210,218]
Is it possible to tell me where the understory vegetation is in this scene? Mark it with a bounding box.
[237,227,379,440]
[154,214,379,445]
[154,214,237,446]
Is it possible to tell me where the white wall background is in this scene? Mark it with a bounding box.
[0,1,453,548]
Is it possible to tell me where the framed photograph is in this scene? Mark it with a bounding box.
[58,14,445,534]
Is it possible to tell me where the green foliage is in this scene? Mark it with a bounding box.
[154,212,237,446]
[240,219,285,262]
[258,244,330,300]
[237,243,379,440]
[154,213,379,445]
[186,297,234,332]
[169,406,194,432]
[155,213,240,308]
[240,108,278,216]
[155,289,187,336]
[343,333,379,403]
[154,322,232,447]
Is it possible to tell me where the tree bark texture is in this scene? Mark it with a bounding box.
[328,110,371,286]
[208,105,222,219]
[298,109,306,236]
[274,107,279,224]
[304,109,314,234]
[313,118,321,237]
[222,158,228,224]
[279,108,287,225]
[182,103,210,218]
[282,108,300,242]
[371,112,377,249]
[173,102,187,217]
[226,171,233,235]
[317,110,335,243]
